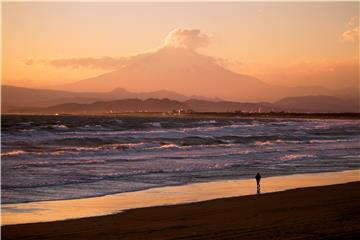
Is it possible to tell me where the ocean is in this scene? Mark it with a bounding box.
[1,115,359,204]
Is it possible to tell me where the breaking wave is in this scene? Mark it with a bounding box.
[280,154,315,161]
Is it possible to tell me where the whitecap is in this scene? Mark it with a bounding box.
[309,139,349,144]
[255,141,273,146]
[197,120,217,124]
[111,119,123,125]
[52,124,68,129]
[1,150,27,157]
[160,143,179,149]
[280,154,315,161]
[148,122,162,128]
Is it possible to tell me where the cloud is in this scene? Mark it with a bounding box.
[164,28,211,50]
[23,51,157,70]
[24,56,130,69]
[342,16,359,42]
[343,26,359,42]
[347,16,357,28]
[24,28,213,69]
[215,57,243,71]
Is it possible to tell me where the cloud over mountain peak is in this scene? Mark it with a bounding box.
[164,28,211,50]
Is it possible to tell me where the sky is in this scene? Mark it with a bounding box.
[2,1,359,90]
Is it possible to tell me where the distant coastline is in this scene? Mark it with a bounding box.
[3,85,359,114]
[2,112,360,119]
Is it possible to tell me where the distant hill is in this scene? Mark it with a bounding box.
[185,99,271,112]
[7,95,359,114]
[274,95,359,113]
[45,98,188,114]
[2,85,358,114]
[4,98,271,114]
[1,85,209,109]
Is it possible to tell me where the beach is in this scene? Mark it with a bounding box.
[2,116,360,238]
[2,181,360,240]
[2,170,359,225]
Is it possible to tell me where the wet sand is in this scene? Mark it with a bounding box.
[2,181,360,240]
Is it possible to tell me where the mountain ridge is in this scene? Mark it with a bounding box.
[3,95,358,114]
[1,85,214,108]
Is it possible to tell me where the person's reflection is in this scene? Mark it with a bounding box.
[255,172,261,194]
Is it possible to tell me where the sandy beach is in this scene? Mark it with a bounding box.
[2,181,360,240]
[2,170,359,225]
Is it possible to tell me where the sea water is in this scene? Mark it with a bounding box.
[2,115,359,204]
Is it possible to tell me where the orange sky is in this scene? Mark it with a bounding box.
[2,1,359,90]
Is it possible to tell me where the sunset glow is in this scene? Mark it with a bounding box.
[2,2,360,239]
[2,2,359,91]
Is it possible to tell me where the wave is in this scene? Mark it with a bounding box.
[216,135,288,144]
[50,145,127,153]
[4,161,240,190]
[280,154,315,161]
[27,142,149,156]
[255,141,274,146]
[5,135,354,159]
[77,124,108,131]
[160,143,178,148]
[179,136,224,146]
[44,137,120,146]
[17,121,33,126]
[10,159,107,170]
[196,120,217,124]
[3,115,360,204]
[1,150,27,157]
[147,122,162,128]
[309,139,351,144]
[254,139,305,145]
[111,119,123,125]
[147,143,192,150]
[45,135,302,149]
[50,124,69,130]
[19,129,35,133]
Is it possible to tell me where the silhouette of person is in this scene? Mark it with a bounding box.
[255,172,261,194]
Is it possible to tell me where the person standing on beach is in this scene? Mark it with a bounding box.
[255,173,261,194]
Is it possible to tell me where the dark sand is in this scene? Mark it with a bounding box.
[2,182,360,240]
